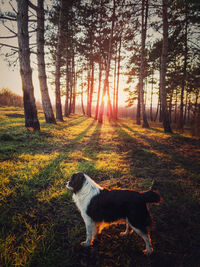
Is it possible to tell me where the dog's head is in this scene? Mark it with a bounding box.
[67,172,86,193]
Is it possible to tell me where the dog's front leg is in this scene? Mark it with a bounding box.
[81,215,96,247]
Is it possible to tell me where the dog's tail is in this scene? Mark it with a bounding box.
[141,190,160,203]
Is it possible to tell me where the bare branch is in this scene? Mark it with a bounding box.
[0,34,17,39]
[188,39,200,49]
[0,43,18,50]
[28,19,37,22]
[9,1,17,14]
[30,50,37,55]
[29,10,37,18]
[5,49,18,57]
[1,23,17,35]
[29,29,37,34]
[0,15,16,21]
[29,19,37,22]
[28,0,38,11]
[29,23,36,31]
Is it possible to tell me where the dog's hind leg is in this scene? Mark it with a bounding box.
[81,215,96,247]
[131,225,153,255]
[120,219,131,237]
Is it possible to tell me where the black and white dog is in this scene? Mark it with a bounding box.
[67,172,160,255]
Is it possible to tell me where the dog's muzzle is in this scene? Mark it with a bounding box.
[66,181,73,191]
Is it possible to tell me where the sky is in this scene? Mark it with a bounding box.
[0,57,55,104]
[0,56,128,106]
[0,0,56,104]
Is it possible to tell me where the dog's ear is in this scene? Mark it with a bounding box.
[71,172,86,193]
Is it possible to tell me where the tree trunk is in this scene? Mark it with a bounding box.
[95,62,102,120]
[160,0,172,133]
[150,70,154,121]
[136,84,141,124]
[64,6,70,117]
[115,35,122,120]
[17,0,40,130]
[154,98,160,122]
[187,96,191,123]
[174,88,178,123]
[169,89,173,123]
[184,92,188,124]
[65,52,70,117]
[113,53,117,117]
[55,0,64,121]
[179,3,188,132]
[88,61,94,117]
[81,81,85,115]
[107,86,113,121]
[72,50,76,113]
[138,0,149,128]
[37,0,56,124]
[98,0,115,123]
[86,68,90,116]
[192,92,200,136]
[69,67,73,115]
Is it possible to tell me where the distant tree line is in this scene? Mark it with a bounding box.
[0,0,199,135]
[0,88,23,107]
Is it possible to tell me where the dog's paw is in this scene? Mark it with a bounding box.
[143,248,153,255]
[80,241,91,247]
[120,231,129,237]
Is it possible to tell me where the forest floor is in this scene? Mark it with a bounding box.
[0,106,200,267]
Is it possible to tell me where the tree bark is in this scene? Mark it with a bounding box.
[81,81,85,115]
[113,53,117,117]
[65,50,70,117]
[95,62,102,120]
[88,60,94,117]
[160,0,172,133]
[150,72,154,121]
[37,0,56,124]
[64,5,70,117]
[192,92,200,136]
[179,3,188,131]
[154,98,160,122]
[115,35,122,120]
[17,0,40,130]
[55,0,64,121]
[138,0,149,128]
[72,50,76,113]
[86,67,90,116]
[98,0,115,123]
[136,84,141,124]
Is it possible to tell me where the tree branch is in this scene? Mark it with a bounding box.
[5,49,18,57]
[1,23,17,35]
[0,15,16,21]
[28,0,38,11]
[0,43,18,50]
[188,39,200,49]
[0,34,17,39]
[29,29,37,34]
[29,10,37,18]
[9,1,17,14]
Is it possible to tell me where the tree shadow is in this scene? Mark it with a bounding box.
[0,120,96,255]
[108,121,200,267]
[1,118,200,266]
[118,121,200,178]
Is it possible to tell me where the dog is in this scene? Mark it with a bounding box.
[67,172,160,255]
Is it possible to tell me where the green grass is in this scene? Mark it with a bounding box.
[0,106,200,266]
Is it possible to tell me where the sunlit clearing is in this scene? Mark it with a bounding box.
[101,92,108,107]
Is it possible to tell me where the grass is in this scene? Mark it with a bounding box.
[0,106,200,267]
